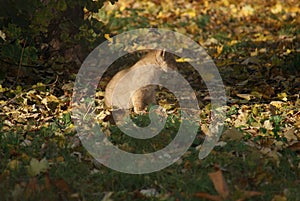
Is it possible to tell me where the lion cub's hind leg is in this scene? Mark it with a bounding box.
[131,85,157,114]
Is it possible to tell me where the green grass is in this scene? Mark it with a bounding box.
[1,113,299,201]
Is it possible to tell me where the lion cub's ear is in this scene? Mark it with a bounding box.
[160,49,166,57]
[156,49,177,72]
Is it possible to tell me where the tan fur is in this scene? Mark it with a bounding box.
[105,50,177,113]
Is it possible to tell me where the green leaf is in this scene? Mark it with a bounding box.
[27,158,49,176]
[57,0,67,11]
[0,43,21,61]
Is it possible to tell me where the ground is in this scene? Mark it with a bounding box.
[0,0,299,200]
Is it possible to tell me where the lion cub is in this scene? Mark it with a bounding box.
[105,50,177,113]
